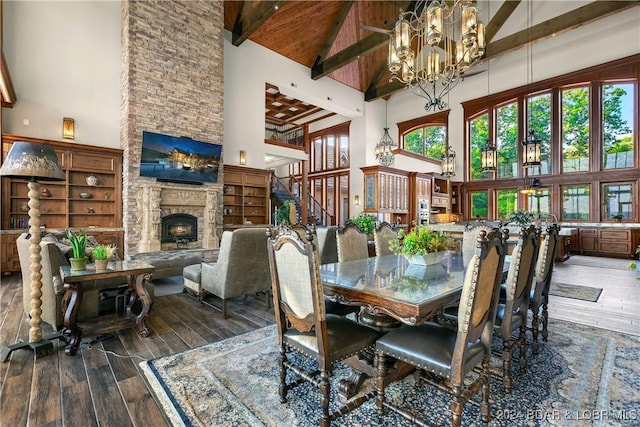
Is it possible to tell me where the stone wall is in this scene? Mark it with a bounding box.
[120,1,224,255]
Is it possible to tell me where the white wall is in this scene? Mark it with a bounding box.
[2,1,121,148]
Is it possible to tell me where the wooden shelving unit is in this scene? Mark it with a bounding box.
[361,165,409,226]
[222,164,270,227]
[1,134,123,273]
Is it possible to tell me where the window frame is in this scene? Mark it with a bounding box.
[397,110,450,164]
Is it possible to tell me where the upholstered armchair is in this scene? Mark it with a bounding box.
[16,233,127,330]
[201,227,272,318]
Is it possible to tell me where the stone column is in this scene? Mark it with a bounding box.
[204,188,220,248]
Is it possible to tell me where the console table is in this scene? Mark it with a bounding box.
[59,261,155,355]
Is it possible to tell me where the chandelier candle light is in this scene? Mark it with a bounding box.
[441,146,456,176]
[376,102,396,166]
[389,0,486,111]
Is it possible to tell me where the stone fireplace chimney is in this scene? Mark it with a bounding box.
[120,1,224,256]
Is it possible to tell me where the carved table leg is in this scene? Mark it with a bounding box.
[131,273,152,337]
[62,282,83,355]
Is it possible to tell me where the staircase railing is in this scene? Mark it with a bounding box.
[270,174,335,226]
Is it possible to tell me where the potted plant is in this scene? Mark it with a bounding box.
[612,213,624,223]
[509,209,535,227]
[91,244,117,271]
[629,245,640,280]
[275,202,291,226]
[67,229,87,271]
[350,213,376,237]
[390,223,459,266]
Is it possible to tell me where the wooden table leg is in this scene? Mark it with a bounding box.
[62,282,83,355]
[131,273,152,337]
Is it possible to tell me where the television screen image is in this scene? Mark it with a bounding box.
[140,131,222,185]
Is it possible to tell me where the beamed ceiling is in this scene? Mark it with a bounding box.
[224,0,638,105]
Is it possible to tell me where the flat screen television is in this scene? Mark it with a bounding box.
[139,131,222,185]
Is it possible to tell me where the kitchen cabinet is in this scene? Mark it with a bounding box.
[579,228,634,257]
[361,166,409,225]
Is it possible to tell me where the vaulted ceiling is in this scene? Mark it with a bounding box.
[224,1,637,104]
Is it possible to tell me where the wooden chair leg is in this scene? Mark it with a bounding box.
[319,371,330,427]
[375,352,387,416]
[502,339,513,393]
[222,299,228,319]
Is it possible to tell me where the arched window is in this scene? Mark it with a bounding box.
[397,110,449,163]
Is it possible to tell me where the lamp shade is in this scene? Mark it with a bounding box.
[0,141,65,181]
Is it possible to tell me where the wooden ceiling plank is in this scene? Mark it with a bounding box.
[315,1,354,64]
[486,0,521,43]
[487,1,638,59]
[312,32,388,80]
[232,0,287,46]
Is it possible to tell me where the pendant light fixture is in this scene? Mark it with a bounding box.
[376,102,395,166]
[521,0,541,168]
[441,146,456,176]
[480,20,496,174]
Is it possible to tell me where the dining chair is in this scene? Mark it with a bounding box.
[277,224,359,317]
[373,222,397,256]
[493,224,540,392]
[529,223,560,353]
[266,227,382,426]
[374,227,508,427]
[336,224,369,262]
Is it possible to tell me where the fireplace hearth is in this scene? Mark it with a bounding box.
[161,213,198,243]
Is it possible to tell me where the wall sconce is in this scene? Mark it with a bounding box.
[354,195,360,206]
[481,140,497,172]
[239,150,246,165]
[521,129,541,167]
[62,117,74,139]
[441,146,456,177]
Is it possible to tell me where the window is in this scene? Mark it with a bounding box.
[562,184,590,220]
[403,125,446,159]
[496,102,518,178]
[398,110,449,163]
[496,189,518,220]
[602,82,634,170]
[526,92,552,175]
[470,191,488,219]
[602,183,633,220]
[469,113,490,181]
[561,85,590,173]
[462,56,638,223]
[526,187,551,218]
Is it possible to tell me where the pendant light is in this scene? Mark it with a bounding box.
[376,102,395,166]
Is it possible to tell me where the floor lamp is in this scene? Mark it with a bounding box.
[0,141,65,362]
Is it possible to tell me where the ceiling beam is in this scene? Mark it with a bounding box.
[1,51,17,107]
[312,32,388,80]
[231,0,286,46]
[486,1,639,59]
[486,0,521,43]
[314,1,354,64]
[366,1,638,101]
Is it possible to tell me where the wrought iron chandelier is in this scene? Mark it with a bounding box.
[481,139,497,172]
[521,129,541,167]
[388,0,486,112]
[376,103,396,166]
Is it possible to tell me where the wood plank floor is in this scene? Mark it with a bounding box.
[0,255,637,426]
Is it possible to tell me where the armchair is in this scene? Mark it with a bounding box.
[201,228,272,318]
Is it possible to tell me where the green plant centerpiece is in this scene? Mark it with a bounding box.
[91,244,117,271]
[67,229,87,271]
[629,245,640,279]
[390,223,458,266]
[509,209,535,227]
[275,203,291,226]
[350,213,376,237]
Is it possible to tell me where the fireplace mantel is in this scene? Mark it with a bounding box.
[136,183,222,252]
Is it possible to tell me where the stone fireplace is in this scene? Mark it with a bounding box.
[136,183,221,252]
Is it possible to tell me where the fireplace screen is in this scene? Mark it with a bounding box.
[161,213,198,243]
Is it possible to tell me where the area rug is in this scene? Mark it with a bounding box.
[140,320,639,427]
[549,282,603,302]
[563,255,631,271]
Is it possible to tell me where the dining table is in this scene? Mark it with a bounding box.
[319,253,510,400]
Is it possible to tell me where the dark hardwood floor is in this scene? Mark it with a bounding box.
[0,274,275,427]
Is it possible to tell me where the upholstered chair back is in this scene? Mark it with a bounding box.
[453,228,507,381]
[315,226,339,265]
[462,224,493,268]
[336,224,369,263]
[531,224,560,307]
[374,222,397,256]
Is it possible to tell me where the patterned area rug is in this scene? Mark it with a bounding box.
[549,282,603,302]
[141,320,640,427]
